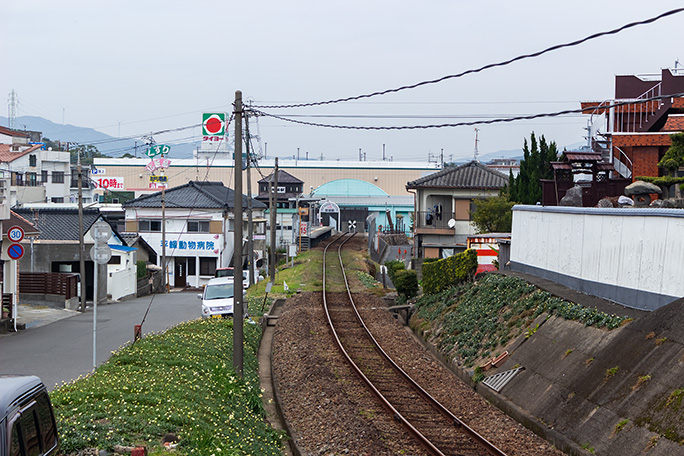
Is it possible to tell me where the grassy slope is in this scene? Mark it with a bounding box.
[51,242,380,455]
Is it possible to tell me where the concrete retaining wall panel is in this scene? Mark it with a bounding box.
[511,206,684,310]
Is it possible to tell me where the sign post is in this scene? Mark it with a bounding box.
[89,220,112,370]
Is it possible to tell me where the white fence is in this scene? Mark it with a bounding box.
[108,268,137,302]
[511,205,684,311]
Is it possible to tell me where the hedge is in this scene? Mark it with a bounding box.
[422,249,478,295]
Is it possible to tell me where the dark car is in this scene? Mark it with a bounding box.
[0,375,59,456]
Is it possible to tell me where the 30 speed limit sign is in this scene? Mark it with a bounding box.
[7,226,24,243]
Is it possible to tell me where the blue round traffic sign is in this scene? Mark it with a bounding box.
[8,243,24,260]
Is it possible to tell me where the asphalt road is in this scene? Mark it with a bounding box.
[0,291,201,390]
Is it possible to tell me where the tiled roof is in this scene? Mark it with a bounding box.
[406,161,508,190]
[5,211,40,237]
[13,208,104,241]
[0,144,42,163]
[257,169,303,184]
[0,126,29,138]
[122,181,266,209]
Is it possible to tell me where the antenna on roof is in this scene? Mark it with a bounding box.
[473,128,480,162]
[675,59,682,74]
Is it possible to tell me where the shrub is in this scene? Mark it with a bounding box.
[384,260,405,284]
[422,249,478,295]
[136,260,147,279]
[394,269,418,299]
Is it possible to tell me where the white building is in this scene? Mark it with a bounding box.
[0,126,71,205]
[122,181,266,288]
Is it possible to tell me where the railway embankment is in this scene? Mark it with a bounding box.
[409,272,684,456]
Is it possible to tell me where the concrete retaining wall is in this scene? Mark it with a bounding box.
[511,205,684,310]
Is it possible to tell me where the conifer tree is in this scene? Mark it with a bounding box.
[509,132,558,204]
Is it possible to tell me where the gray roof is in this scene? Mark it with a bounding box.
[406,161,508,190]
[258,169,303,185]
[122,181,266,210]
[13,208,105,241]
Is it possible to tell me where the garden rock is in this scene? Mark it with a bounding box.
[624,180,662,196]
[560,185,583,206]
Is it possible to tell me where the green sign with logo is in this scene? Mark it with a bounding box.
[145,144,171,158]
[202,113,226,137]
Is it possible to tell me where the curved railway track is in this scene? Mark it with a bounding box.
[322,233,508,456]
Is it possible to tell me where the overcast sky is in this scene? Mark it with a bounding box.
[2,1,683,162]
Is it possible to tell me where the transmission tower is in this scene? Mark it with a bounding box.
[7,89,18,129]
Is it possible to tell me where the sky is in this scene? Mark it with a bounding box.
[2,1,683,163]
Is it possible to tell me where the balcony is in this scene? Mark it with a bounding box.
[415,210,455,235]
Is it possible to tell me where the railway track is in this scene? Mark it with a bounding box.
[322,233,508,456]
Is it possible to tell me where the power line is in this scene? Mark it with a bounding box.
[249,92,684,131]
[252,7,684,109]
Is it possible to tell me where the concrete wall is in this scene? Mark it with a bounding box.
[511,205,684,310]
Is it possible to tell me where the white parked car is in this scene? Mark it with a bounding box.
[198,277,235,318]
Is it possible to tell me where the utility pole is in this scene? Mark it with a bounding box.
[77,145,86,312]
[269,158,278,282]
[473,128,480,162]
[161,156,168,292]
[245,114,254,287]
[233,90,244,378]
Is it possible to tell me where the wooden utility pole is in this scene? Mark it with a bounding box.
[268,158,278,282]
[233,90,244,377]
[245,114,254,287]
[77,146,86,312]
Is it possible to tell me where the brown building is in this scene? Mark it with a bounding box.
[581,68,684,180]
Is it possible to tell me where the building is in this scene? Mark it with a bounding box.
[581,67,684,180]
[406,161,508,259]
[122,181,266,288]
[13,207,131,303]
[0,126,71,206]
[92,156,441,199]
[255,169,304,250]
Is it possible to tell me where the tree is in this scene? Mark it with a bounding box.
[509,132,558,204]
[69,144,110,165]
[470,195,515,233]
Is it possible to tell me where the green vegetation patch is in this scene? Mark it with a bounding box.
[50,312,283,455]
[411,274,629,367]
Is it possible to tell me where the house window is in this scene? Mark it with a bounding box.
[51,197,64,203]
[139,220,162,232]
[52,171,65,183]
[199,257,216,276]
[41,170,48,183]
[277,186,286,193]
[187,220,210,233]
[454,199,471,221]
[29,154,37,167]
[108,256,121,265]
[27,172,37,186]
[187,259,196,276]
[15,173,23,186]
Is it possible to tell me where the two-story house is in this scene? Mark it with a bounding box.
[123,181,266,288]
[0,126,71,205]
[406,160,508,259]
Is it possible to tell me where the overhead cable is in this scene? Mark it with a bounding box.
[249,92,684,130]
[252,7,684,109]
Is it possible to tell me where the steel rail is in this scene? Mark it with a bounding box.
[322,233,508,456]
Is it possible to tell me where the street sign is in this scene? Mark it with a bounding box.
[348,220,357,232]
[7,226,24,243]
[145,144,171,158]
[90,245,112,264]
[300,221,308,235]
[8,243,24,260]
[92,221,112,245]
